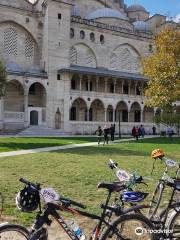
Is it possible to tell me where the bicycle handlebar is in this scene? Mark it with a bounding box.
[19,178,40,191]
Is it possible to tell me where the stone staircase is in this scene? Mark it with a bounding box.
[16,126,72,137]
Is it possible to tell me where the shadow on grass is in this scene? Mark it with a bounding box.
[136,137,180,144]
[53,145,148,157]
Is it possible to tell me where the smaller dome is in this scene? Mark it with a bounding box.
[127,4,147,12]
[133,21,151,32]
[27,65,44,74]
[6,62,23,73]
[71,5,81,17]
[86,8,128,20]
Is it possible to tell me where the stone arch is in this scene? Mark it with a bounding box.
[70,43,97,68]
[0,21,40,70]
[110,43,142,73]
[4,79,24,112]
[116,101,128,122]
[90,99,105,122]
[70,98,87,121]
[28,82,46,108]
[129,102,141,122]
[143,107,154,123]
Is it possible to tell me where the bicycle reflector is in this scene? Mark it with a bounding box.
[16,186,40,212]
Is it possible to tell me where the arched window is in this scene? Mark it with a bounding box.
[100,34,105,44]
[70,28,74,38]
[4,28,18,56]
[90,32,95,42]
[80,30,85,39]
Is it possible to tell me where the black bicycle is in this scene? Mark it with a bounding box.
[0,178,155,240]
[148,153,180,239]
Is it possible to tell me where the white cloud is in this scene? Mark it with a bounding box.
[173,13,180,23]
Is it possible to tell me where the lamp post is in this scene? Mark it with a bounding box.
[118,110,121,139]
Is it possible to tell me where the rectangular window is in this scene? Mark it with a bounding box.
[123,85,129,94]
[57,74,61,80]
[58,13,61,19]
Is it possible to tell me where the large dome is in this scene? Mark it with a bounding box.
[86,8,128,20]
[133,21,151,32]
[127,4,147,12]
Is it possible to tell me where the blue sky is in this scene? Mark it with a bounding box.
[125,0,180,19]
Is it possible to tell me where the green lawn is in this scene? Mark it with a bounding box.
[0,137,99,152]
[0,137,179,225]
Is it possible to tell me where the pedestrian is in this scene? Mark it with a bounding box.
[110,124,115,141]
[135,126,139,141]
[139,125,145,138]
[132,126,136,138]
[167,126,174,141]
[152,126,156,135]
[95,126,103,145]
[103,125,109,145]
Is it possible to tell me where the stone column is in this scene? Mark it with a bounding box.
[86,107,90,121]
[88,79,90,92]
[113,79,116,93]
[0,97,4,128]
[141,110,143,122]
[24,93,28,126]
[79,77,82,91]
[105,78,108,93]
[96,78,99,92]
[121,80,124,94]
[128,80,131,95]
[135,83,137,95]
[141,81,144,96]
[104,108,107,122]
[127,110,130,122]
[113,109,116,122]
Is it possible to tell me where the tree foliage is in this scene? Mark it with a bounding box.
[142,27,180,110]
[0,60,7,97]
[155,111,180,135]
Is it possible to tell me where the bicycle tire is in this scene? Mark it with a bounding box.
[167,210,180,239]
[100,213,156,240]
[148,181,164,220]
[0,223,29,239]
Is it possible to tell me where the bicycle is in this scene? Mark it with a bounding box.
[0,178,156,240]
[148,149,180,239]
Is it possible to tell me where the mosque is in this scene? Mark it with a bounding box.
[0,0,179,135]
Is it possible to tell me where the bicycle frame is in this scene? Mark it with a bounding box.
[30,190,113,240]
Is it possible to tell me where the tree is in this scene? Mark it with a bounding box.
[142,27,180,111]
[155,111,180,135]
[0,60,7,97]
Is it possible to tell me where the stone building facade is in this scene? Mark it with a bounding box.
[0,0,179,134]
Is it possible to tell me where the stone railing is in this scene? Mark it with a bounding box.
[4,111,24,122]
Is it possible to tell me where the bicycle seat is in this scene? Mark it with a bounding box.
[97,182,125,192]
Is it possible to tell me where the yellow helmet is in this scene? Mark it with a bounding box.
[151,149,164,159]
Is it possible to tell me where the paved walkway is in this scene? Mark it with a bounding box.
[0,136,158,158]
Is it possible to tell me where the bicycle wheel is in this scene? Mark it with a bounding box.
[148,181,164,220]
[100,213,155,240]
[167,210,180,239]
[0,223,29,239]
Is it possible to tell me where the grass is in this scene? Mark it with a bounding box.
[0,137,99,152]
[0,137,179,226]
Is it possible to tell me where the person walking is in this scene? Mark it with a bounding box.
[167,126,174,141]
[139,125,145,138]
[152,126,156,135]
[103,125,109,145]
[135,126,139,141]
[95,126,103,145]
[132,126,136,138]
[110,124,115,141]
